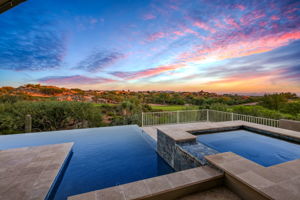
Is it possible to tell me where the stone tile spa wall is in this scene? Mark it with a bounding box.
[157,129,202,171]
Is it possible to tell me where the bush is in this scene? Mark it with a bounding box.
[230,105,299,120]
[231,105,284,119]
[260,94,287,110]
[0,95,26,103]
[40,87,64,95]
[280,102,300,116]
[209,103,229,111]
[0,101,102,134]
[208,103,299,121]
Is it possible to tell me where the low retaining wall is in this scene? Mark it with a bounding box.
[279,119,300,132]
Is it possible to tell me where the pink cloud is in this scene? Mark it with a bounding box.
[169,5,179,10]
[112,64,185,80]
[173,31,184,36]
[284,7,299,15]
[287,15,297,20]
[224,17,239,29]
[193,21,216,33]
[252,10,266,19]
[143,13,156,20]
[213,19,227,29]
[235,4,245,11]
[183,28,198,35]
[147,32,165,41]
[178,30,300,66]
[173,25,198,37]
[259,21,268,27]
[240,10,266,25]
[206,69,284,87]
[271,15,280,20]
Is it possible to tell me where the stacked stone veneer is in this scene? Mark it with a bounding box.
[157,129,176,167]
[180,142,218,165]
[157,129,217,171]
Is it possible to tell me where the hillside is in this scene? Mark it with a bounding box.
[0,84,251,105]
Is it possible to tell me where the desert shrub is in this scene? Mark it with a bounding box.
[209,103,230,112]
[39,87,64,95]
[0,101,102,134]
[230,105,297,120]
[260,93,288,110]
[208,103,299,121]
[280,102,300,116]
[0,95,26,103]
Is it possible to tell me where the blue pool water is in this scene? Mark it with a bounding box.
[197,129,300,167]
[0,125,173,199]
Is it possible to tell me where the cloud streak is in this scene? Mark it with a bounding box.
[143,13,156,20]
[0,0,300,93]
[0,10,66,71]
[192,40,300,90]
[75,50,125,72]
[111,63,185,80]
[193,21,216,33]
[38,75,115,85]
[146,32,166,41]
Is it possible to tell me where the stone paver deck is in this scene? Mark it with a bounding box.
[206,152,300,200]
[0,143,73,200]
[68,166,223,200]
[178,186,241,200]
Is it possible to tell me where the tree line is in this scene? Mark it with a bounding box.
[0,90,299,135]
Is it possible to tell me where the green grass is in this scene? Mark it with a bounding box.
[92,103,199,111]
[92,103,116,107]
[150,105,199,111]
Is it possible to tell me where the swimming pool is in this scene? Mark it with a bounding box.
[197,129,300,167]
[0,125,174,199]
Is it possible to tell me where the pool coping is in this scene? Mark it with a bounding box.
[45,147,74,200]
[0,142,73,200]
[205,152,300,200]
[68,165,224,200]
[151,121,300,143]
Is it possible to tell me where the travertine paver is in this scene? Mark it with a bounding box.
[177,186,241,200]
[143,175,173,194]
[206,152,300,200]
[68,166,223,200]
[97,187,125,200]
[0,143,73,200]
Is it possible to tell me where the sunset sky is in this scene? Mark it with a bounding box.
[0,0,300,94]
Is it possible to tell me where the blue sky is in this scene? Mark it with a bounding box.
[0,0,300,94]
